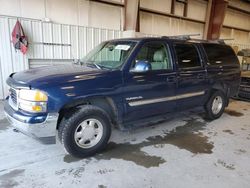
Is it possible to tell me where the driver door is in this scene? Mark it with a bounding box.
[123,41,177,123]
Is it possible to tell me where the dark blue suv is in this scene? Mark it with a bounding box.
[4,37,241,157]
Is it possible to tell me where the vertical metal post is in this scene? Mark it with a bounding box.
[123,0,140,31]
[204,0,228,40]
[171,0,175,14]
[183,0,188,17]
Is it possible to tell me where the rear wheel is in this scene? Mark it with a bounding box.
[58,105,111,158]
[205,90,227,120]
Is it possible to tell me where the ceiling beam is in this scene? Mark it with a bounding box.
[140,7,205,24]
[183,0,189,17]
[88,0,124,7]
[227,5,250,15]
[223,25,250,33]
[204,0,228,40]
[171,0,176,14]
[124,0,140,32]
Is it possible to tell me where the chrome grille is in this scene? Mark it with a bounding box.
[10,88,17,104]
[9,88,18,110]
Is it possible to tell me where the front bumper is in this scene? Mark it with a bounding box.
[4,100,59,141]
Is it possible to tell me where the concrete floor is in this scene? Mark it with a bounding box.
[0,100,250,188]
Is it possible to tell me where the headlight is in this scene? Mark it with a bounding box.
[19,89,48,101]
[18,89,48,113]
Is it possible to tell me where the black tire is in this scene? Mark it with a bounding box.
[58,108,79,143]
[205,90,227,120]
[58,105,111,158]
[58,117,65,143]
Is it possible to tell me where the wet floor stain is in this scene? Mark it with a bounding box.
[225,109,244,117]
[95,118,213,168]
[234,149,247,155]
[196,112,214,122]
[96,141,166,168]
[216,159,235,170]
[55,169,67,175]
[208,131,218,137]
[98,185,107,188]
[63,117,213,168]
[96,168,114,175]
[63,155,83,163]
[0,169,25,188]
[39,136,56,145]
[223,130,234,135]
[155,132,213,154]
[55,167,85,179]
[151,118,213,154]
[0,118,9,131]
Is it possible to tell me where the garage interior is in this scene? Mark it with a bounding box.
[0,0,250,187]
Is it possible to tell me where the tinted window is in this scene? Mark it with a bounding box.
[131,42,172,71]
[203,44,238,65]
[174,43,201,69]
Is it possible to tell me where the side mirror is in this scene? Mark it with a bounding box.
[130,60,151,73]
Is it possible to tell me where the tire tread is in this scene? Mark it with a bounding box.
[58,105,111,158]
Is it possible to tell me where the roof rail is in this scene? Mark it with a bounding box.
[161,34,200,40]
[161,34,234,44]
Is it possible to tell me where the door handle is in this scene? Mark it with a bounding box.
[167,76,177,83]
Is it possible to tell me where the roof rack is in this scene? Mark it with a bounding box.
[161,34,200,40]
[161,34,233,44]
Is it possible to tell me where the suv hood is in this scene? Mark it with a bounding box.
[9,64,107,88]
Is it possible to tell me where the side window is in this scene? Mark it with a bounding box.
[174,43,201,69]
[203,44,238,65]
[131,42,172,71]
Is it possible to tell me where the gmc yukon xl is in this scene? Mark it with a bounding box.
[4,36,241,157]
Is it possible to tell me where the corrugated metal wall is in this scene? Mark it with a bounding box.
[0,16,122,99]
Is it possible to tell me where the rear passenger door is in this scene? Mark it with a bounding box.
[173,42,209,109]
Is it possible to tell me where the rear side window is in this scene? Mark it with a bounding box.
[203,44,238,65]
[174,43,201,69]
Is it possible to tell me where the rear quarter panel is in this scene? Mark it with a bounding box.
[201,43,241,97]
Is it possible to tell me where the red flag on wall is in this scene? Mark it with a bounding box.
[11,20,28,54]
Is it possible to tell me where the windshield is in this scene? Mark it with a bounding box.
[83,41,137,69]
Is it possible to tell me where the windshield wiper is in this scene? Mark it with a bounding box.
[85,62,104,70]
[93,62,102,69]
[84,61,112,70]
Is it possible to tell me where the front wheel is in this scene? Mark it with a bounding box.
[205,90,227,120]
[58,105,111,158]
